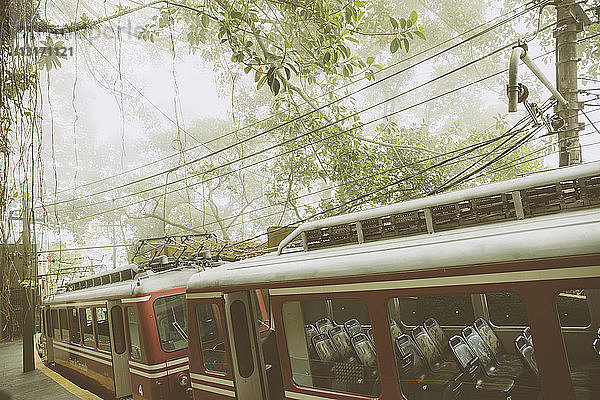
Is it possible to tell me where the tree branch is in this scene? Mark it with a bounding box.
[128,212,202,234]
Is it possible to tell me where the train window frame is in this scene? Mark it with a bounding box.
[51,309,60,339]
[94,306,111,353]
[230,300,254,379]
[80,308,95,349]
[281,296,381,398]
[69,308,82,345]
[59,308,69,341]
[111,305,127,355]
[153,293,189,353]
[45,308,52,338]
[125,306,143,360]
[195,301,230,375]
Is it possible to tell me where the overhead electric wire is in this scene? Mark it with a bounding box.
[225,111,600,252]
[47,30,552,214]
[171,113,537,234]
[65,65,517,219]
[42,0,544,206]
[84,26,598,211]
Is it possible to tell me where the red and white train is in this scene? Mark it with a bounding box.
[184,161,600,400]
[41,161,600,400]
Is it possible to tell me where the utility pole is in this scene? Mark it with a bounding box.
[22,192,34,372]
[555,0,587,166]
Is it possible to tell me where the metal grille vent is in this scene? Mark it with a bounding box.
[300,174,600,252]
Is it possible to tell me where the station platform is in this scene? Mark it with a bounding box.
[0,338,101,400]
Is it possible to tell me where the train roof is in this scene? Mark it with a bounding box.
[45,266,201,305]
[187,162,600,292]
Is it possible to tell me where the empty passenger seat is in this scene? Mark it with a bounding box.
[329,325,357,363]
[412,326,460,375]
[449,335,514,399]
[344,319,362,338]
[474,318,523,371]
[424,318,453,362]
[395,334,460,398]
[462,326,521,378]
[316,318,335,334]
[514,335,538,377]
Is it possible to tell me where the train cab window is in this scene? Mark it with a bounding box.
[111,305,127,355]
[95,307,111,352]
[69,308,81,344]
[126,307,142,360]
[153,294,188,352]
[387,292,541,400]
[196,303,229,374]
[80,308,95,348]
[51,309,59,339]
[555,288,599,398]
[59,309,69,341]
[398,294,474,326]
[487,292,529,326]
[282,298,380,397]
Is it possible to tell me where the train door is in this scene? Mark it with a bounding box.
[43,307,55,363]
[224,291,270,400]
[107,300,133,398]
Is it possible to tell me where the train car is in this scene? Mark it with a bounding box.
[40,254,219,399]
[185,161,600,400]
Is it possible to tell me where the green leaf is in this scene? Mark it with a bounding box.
[345,36,359,43]
[366,56,374,65]
[323,51,330,63]
[390,38,401,54]
[201,13,209,27]
[415,30,426,40]
[285,67,291,80]
[409,10,418,23]
[389,17,398,30]
[244,65,252,74]
[400,18,406,30]
[257,75,267,90]
[403,38,410,52]
[271,77,280,95]
[345,7,352,23]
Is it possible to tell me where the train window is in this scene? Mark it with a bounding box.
[487,292,529,326]
[253,289,270,329]
[153,294,188,352]
[555,288,599,398]
[51,309,60,339]
[282,298,380,397]
[69,308,81,344]
[332,299,371,325]
[126,307,142,360]
[95,307,111,352]
[111,305,126,355]
[387,292,542,399]
[556,290,591,327]
[196,303,229,374]
[59,309,69,341]
[80,308,95,348]
[398,294,474,326]
[230,300,254,378]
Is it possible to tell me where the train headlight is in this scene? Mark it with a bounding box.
[177,373,190,387]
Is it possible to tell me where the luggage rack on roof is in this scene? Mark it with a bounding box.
[277,162,600,254]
